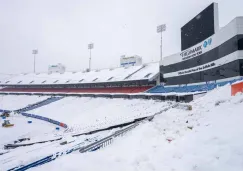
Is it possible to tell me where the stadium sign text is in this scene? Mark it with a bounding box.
[178,62,215,75]
[180,45,202,61]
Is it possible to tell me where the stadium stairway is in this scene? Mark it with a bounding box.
[14,96,64,113]
[123,64,147,80]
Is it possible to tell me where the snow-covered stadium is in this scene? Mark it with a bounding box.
[1,2,243,171]
[0,62,159,94]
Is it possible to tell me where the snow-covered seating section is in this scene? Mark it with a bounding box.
[0,63,158,85]
[0,74,16,85]
[28,97,170,134]
[30,85,243,171]
[0,95,49,111]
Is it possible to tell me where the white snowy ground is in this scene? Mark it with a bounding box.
[33,85,243,171]
[0,115,62,170]
[0,115,58,146]
[29,97,170,134]
[0,114,117,170]
[0,95,49,110]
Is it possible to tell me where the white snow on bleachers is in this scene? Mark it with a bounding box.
[0,62,159,85]
[33,85,243,171]
[0,95,49,110]
[0,74,16,84]
[128,62,158,81]
[29,97,169,133]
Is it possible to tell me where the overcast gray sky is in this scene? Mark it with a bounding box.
[0,0,243,74]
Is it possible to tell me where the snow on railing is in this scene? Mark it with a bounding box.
[79,122,140,153]
[8,121,142,171]
[78,103,183,153]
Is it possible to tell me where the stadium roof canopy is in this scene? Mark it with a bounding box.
[0,62,159,85]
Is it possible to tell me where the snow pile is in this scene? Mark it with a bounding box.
[0,95,49,110]
[34,85,243,171]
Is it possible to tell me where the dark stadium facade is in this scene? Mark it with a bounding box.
[161,3,243,86]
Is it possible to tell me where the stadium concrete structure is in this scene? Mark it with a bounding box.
[0,2,243,94]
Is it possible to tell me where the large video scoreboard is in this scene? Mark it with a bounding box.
[181,3,219,51]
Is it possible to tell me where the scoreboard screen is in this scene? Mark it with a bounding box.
[181,3,217,51]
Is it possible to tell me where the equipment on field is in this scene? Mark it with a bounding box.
[2,120,14,127]
[1,112,10,118]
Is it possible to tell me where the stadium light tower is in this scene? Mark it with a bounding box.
[32,49,38,73]
[157,24,166,61]
[88,43,94,71]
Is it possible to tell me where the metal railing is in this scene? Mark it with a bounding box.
[79,122,140,153]
[79,102,191,153]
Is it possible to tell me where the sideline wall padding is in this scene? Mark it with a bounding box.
[231,81,243,96]
[21,113,68,128]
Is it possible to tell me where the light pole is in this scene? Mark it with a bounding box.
[157,24,166,61]
[88,43,94,71]
[32,49,38,73]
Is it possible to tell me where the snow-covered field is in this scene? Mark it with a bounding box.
[0,114,118,170]
[29,97,170,134]
[0,95,49,110]
[32,85,243,171]
[0,115,63,170]
[0,115,58,146]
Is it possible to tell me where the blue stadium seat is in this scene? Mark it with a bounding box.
[146,78,242,94]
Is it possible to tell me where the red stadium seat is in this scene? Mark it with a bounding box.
[0,86,153,94]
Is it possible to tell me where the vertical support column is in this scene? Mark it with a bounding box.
[160,31,163,61]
